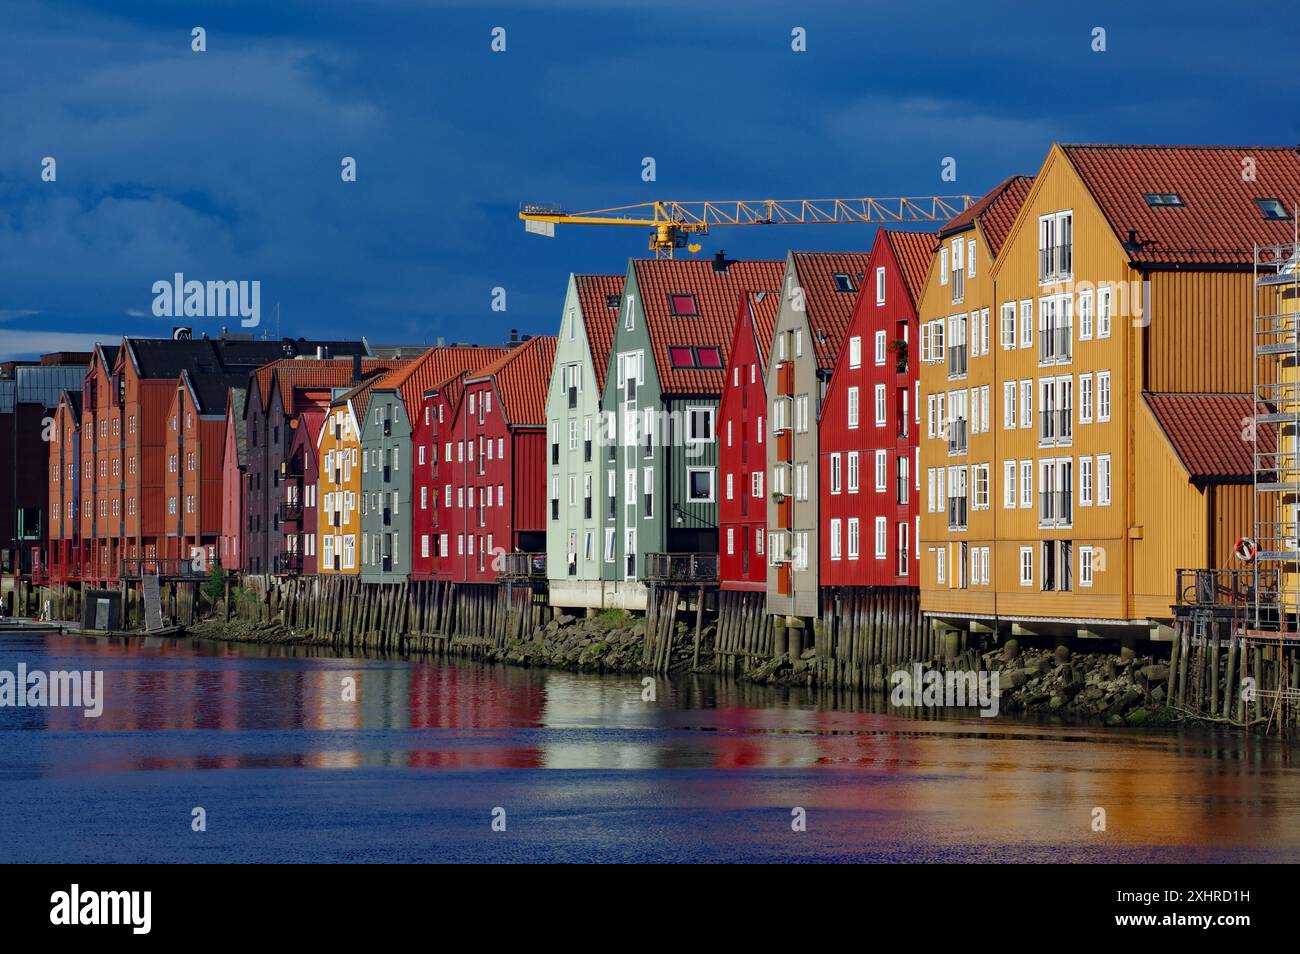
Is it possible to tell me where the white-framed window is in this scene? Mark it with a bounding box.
[873,449,886,492]
[1097,371,1111,421]
[794,462,807,500]
[1098,285,1113,338]
[1003,381,1016,429]
[940,247,949,286]
[848,387,861,429]
[936,546,946,585]
[686,406,716,443]
[686,467,715,502]
[1001,301,1016,349]
[1080,546,1095,587]
[1020,459,1033,508]
[1020,380,1033,428]
[752,470,764,498]
[899,522,911,576]
[1080,455,1094,506]
[830,518,842,560]
[874,331,887,365]
[1020,300,1033,348]
[1019,546,1033,586]
[726,527,735,555]
[847,451,861,493]
[1079,373,1094,423]
[1079,288,1094,340]
[1003,460,1016,508]
[874,385,886,426]
[875,266,886,304]
[875,516,888,558]
[972,463,990,510]
[849,336,862,368]
[1098,454,1112,506]
[830,453,842,494]
[848,517,861,559]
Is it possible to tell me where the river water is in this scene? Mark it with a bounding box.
[1,630,1297,863]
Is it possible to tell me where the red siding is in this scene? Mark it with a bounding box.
[411,387,461,580]
[819,232,926,587]
[718,291,779,591]
[219,396,245,571]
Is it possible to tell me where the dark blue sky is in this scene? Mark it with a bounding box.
[1,0,1296,359]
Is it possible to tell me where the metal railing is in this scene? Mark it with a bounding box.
[1039,242,1072,282]
[1039,326,1073,363]
[1039,489,1073,527]
[1176,568,1280,608]
[946,495,967,531]
[500,552,546,578]
[119,558,212,579]
[643,551,719,582]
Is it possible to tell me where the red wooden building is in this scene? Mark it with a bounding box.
[219,386,249,572]
[284,404,326,574]
[443,335,556,584]
[162,370,246,569]
[718,290,781,591]
[819,229,934,587]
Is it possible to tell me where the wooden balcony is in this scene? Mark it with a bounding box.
[775,429,792,462]
[776,562,792,596]
[643,552,719,582]
[774,494,792,530]
[777,361,795,398]
[500,552,546,579]
[119,558,211,580]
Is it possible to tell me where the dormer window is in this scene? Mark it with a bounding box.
[832,272,855,293]
[669,294,698,317]
[1143,192,1183,207]
[1256,198,1291,221]
[605,294,620,308]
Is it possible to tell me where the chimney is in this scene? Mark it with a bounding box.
[508,329,521,348]
[436,336,446,348]
[316,345,331,360]
[351,352,362,382]
[713,249,732,273]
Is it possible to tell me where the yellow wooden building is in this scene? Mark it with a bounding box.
[919,144,1300,641]
[315,383,369,574]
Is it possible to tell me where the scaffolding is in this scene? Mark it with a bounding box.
[1245,237,1300,732]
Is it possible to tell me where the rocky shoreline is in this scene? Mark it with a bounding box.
[187,610,1195,729]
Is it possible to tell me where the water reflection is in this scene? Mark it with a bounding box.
[3,631,1300,857]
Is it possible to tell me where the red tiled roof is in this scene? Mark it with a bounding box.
[749,289,781,371]
[1061,145,1300,266]
[573,274,624,392]
[881,229,940,309]
[1144,392,1274,482]
[789,252,873,367]
[632,258,784,394]
[466,335,558,426]
[373,346,510,422]
[253,358,406,415]
[939,176,1035,258]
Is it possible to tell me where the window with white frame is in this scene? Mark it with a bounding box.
[848,387,860,428]
[1020,380,1033,428]
[874,331,886,365]
[848,517,861,559]
[1097,454,1112,505]
[875,516,887,558]
[874,385,886,426]
[1080,545,1095,587]
[898,522,910,576]
[873,450,885,491]
[830,453,842,493]
[830,518,842,560]
[1078,288,1094,339]
[972,463,990,510]
[1003,460,1017,508]
[1098,285,1113,338]
[1020,546,1033,586]
[1020,300,1033,348]
[1020,459,1033,508]
[847,451,860,492]
[1097,371,1111,421]
[876,266,886,304]
[1079,455,1094,506]
[936,546,946,585]
[849,336,862,368]
[1001,301,1016,349]
[1079,373,1093,423]
[1003,381,1016,429]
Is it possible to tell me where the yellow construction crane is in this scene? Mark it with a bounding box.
[519,196,976,258]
